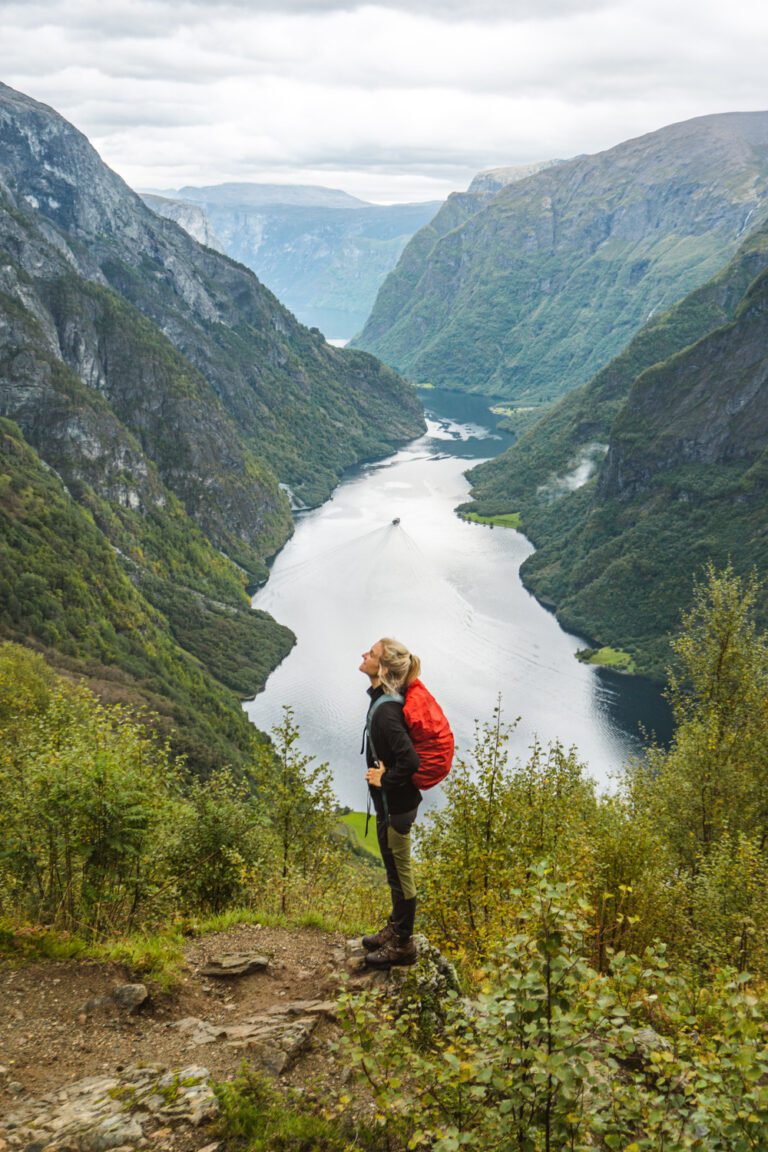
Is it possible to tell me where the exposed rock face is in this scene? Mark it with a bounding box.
[144,184,441,340]
[0,1065,217,1150]
[599,271,768,501]
[466,160,562,198]
[355,112,768,402]
[172,1000,335,1073]
[0,82,424,573]
[142,194,224,251]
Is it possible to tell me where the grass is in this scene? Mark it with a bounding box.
[0,899,372,991]
[214,1064,368,1150]
[0,919,186,990]
[0,908,312,990]
[458,510,522,530]
[575,646,637,674]
[489,405,541,416]
[339,811,382,860]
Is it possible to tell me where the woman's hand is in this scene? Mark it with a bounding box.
[366,762,386,788]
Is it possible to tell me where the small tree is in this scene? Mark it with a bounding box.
[416,702,597,967]
[339,866,768,1151]
[169,768,270,914]
[630,564,768,869]
[0,649,183,934]
[251,706,337,914]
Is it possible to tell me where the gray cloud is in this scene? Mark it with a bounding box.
[2,0,767,202]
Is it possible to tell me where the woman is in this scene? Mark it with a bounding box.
[359,636,421,967]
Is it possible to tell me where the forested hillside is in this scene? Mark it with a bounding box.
[0,82,423,767]
[466,217,768,677]
[355,112,768,404]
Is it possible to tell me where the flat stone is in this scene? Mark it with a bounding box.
[79,1113,144,1152]
[199,953,269,978]
[226,1015,318,1074]
[271,1000,336,1018]
[171,1019,228,1046]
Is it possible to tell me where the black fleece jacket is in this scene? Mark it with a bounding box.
[365,685,422,815]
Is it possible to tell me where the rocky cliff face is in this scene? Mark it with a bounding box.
[465,161,561,199]
[0,81,423,767]
[144,185,441,340]
[0,82,424,573]
[141,194,224,250]
[599,270,768,499]
[355,112,768,402]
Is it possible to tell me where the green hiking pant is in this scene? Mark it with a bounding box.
[375,806,418,939]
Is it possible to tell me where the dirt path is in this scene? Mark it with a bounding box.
[0,924,357,1137]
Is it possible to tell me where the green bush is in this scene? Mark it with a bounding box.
[339,867,768,1151]
[415,703,599,968]
[0,646,385,942]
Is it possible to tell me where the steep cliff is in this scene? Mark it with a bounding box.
[355,113,768,402]
[0,83,423,534]
[145,184,440,340]
[466,217,768,677]
[0,82,423,768]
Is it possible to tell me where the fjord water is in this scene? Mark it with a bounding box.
[246,391,670,809]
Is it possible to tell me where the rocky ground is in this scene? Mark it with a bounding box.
[0,924,382,1150]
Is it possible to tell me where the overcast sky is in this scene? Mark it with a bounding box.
[3,0,767,203]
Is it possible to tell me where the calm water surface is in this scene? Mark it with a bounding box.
[246,391,671,810]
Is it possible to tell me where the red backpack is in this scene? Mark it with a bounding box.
[368,679,454,789]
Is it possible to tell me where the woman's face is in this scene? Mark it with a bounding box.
[359,641,383,679]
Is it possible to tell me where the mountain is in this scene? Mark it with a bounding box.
[0,82,423,767]
[465,216,768,678]
[0,417,293,772]
[143,185,441,339]
[141,193,223,249]
[174,182,368,210]
[354,113,768,403]
[465,162,562,199]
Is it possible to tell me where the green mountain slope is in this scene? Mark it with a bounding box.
[354,113,768,403]
[0,419,292,771]
[0,82,423,769]
[0,83,423,533]
[466,220,768,678]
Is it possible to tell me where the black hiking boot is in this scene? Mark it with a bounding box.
[362,921,396,952]
[364,935,418,968]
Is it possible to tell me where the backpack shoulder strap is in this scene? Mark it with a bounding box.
[366,692,404,762]
[367,692,405,721]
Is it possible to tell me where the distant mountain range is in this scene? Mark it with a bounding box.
[354,113,768,405]
[143,184,441,339]
[0,82,423,770]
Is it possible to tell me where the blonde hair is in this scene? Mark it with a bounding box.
[378,637,421,695]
